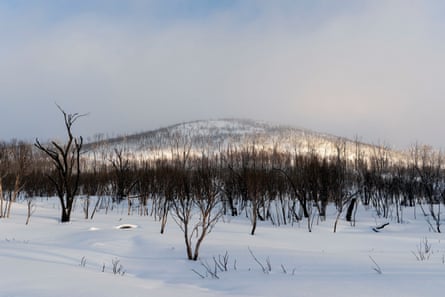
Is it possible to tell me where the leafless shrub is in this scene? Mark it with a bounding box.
[279,263,297,275]
[248,247,271,274]
[213,251,229,272]
[191,251,235,279]
[412,237,433,261]
[80,256,87,267]
[99,258,125,276]
[200,260,220,279]
[111,258,125,275]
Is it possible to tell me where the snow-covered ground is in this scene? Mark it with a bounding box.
[1,199,444,297]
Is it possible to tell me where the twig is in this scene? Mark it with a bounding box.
[191,269,206,279]
[201,260,219,279]
[369,256,382,274]
[248,247,270,273]
[80,256,87,267]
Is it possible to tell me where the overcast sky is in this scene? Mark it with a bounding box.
[1,0,445,149]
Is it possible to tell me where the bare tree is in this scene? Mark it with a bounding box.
[0,142,9,217]
[171,157,223,260]
[0,140,32,218]
[331,139,358,232]
[224,145,266,235]
[415,145,443,233]
[109,147,137,204]
[34,105,86,222]
[4,141,32,218]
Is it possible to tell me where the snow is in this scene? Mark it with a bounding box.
[1,199,444,297]
[84,119,410,166]
[169,119,270,136]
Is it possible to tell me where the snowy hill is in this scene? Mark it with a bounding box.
[84,119,409,164]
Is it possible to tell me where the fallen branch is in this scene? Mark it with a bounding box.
[372,222,389,232]
[369,256,382,274]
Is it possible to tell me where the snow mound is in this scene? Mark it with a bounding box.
[115,224,138,230]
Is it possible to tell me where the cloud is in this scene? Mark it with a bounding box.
[1,1,444,148]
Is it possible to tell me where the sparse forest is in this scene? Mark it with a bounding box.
[1,120,445,240]
[1,112,445,261]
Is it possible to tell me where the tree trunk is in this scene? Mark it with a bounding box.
[60,196,73,223]
[184,226,194,260]
[0,179,3,218]
[6,175,21,218]
[26,199,33,225]
[61,209,71,223]
[346,198,357,222]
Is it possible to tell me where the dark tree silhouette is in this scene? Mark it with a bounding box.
[34,105,85,222]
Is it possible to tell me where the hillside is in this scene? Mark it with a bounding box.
[83,119,408,163]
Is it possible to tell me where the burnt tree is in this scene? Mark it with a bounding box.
[34,105,85,222]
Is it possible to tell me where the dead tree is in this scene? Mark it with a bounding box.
[109,148,137,204]
[0,142,9,218]
[34,105,85,223]
[416,145,443,233]
[171,157,223,261]
[3,141,32,218]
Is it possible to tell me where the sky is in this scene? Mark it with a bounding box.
[1,0,445,149]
